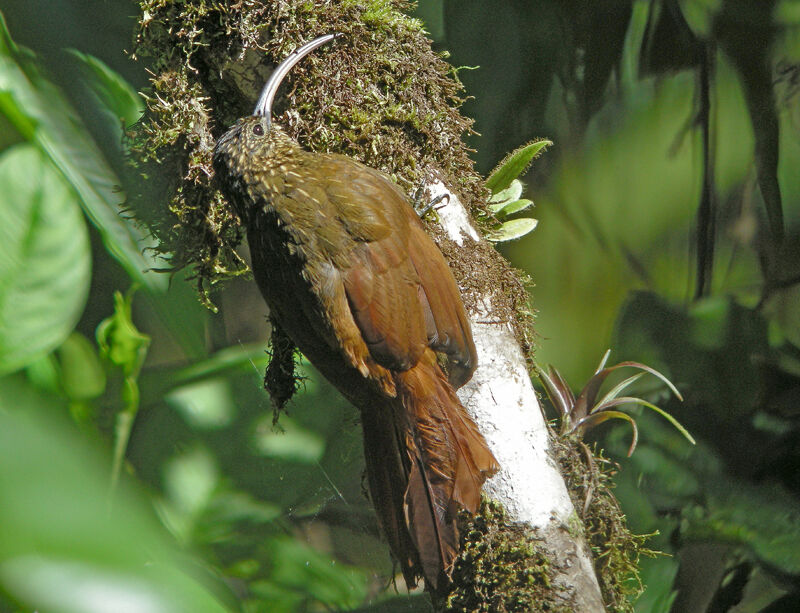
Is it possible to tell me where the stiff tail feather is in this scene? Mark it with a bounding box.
[359,402,420,584]
[362,349,499,591]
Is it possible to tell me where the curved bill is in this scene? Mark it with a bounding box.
[253,33,339,127]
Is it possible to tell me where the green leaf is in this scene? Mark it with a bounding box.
[634,557,679,613]
[573,409,639,456]
[268,537,367,609]
[572,350,620,422]
[536,364,574,418]
[161,446,220,542]
[594,348,612,374]
[24,353,61,395]
[0,378,232,613]
[486,138,552,194]
[489,198,534,217]
[66,49,144,130]
[58,332,106,401]
[616,429,702,501]
[596,372,646,408]
[0,145,91,374]
[0,14,164,291]
[254,416,326,464]
[685,480,800,576]
[488,178,523,203]
[590,359,684,403]
[593,396,695,447]
[96,289,150,492]
[0,91,35,139]
[165,378,235,430]
[487,217,538,242]
[96,290,150,378]
[141,342,270,406]
[688,297,730,350]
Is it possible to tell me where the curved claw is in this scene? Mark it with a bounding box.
[414,190,450,218]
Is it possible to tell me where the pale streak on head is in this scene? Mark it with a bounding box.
[253,33,339,129]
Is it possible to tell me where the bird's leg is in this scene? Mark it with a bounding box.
[413,185,450,218]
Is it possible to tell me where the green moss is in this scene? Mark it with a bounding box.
[553,438,659,612]
[443,499,570,613]
[127,0,504,304]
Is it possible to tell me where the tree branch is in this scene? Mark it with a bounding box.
[429,179,605,611]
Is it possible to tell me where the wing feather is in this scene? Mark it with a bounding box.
[299,153,476,382]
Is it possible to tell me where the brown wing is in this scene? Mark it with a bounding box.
[304,155,427,372]
[406,219,477,387]
[296,153,476,382]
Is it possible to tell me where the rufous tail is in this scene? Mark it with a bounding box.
[361,349,498,592]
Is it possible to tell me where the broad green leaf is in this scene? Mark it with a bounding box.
[486,139,552,194]
[0,15,164,291]
[24,353,61,395]
[487,217,538,242]
[686,480,800,576]
[775,1,800,26]
[688,297,730,349]
[161,446,220,542]
[488,178,523,203]
[0,379,232,613]
[611,425,702,500]
[614,410,800,578]
[489,198,534,216]
[66,49,144,130]
[0,91,35,139]
[678,0,718,39]
[0,145,91,374]
[634,557,679,613]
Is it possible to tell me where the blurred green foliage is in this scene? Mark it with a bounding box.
[1,1,799,612]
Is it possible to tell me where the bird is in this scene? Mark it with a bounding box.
[212,34,498,592]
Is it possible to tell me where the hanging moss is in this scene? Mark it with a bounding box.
[553,437,660,612]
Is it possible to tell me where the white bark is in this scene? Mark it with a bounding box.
[428,179,606,612]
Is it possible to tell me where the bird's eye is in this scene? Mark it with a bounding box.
[252,123,264,136]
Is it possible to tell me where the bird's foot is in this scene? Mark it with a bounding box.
[413,186,450,218]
